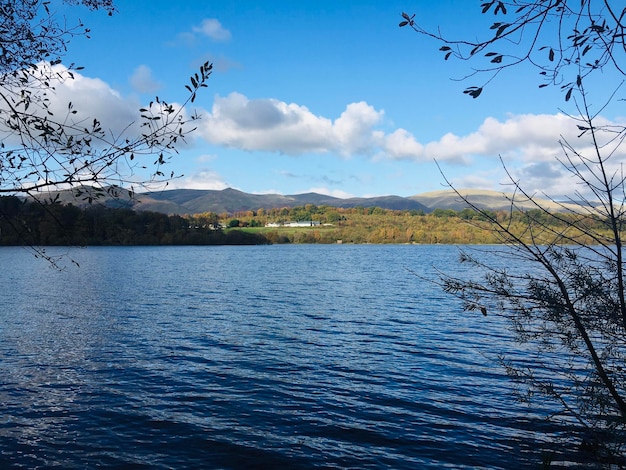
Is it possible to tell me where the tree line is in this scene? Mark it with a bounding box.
[190,203,613,245]
[0,197,269,246]
[2,196,611,246]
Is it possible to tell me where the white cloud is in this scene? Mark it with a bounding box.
[196,153,218,163]
[382,128,425,161]
[197,92,385,157]
[0,63,140,144]
[191,92,626,199]
[53,68,139,134]
[196,93,622,169]
[41,63,190,141]
[333,102,383,156]
[129,65,162,93]
[307,187,354,199]
[0,62,197,193]
[381,113,579,163]
[192,18,231,42]
[438,115,626,199]
[166,169,229,190]
[15,67,623,201]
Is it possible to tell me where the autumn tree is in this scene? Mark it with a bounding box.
[0,1,211,207]
[402,1,626,464]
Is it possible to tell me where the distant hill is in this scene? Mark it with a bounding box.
[410,189,584,213]
[28,186,584,215]
[33,187,431,214]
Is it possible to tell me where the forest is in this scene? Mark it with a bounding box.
[0,196,614,246]
[0,197,269,246]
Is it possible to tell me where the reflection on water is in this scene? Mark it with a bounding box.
[0,245,568,468]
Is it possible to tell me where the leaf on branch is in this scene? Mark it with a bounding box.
[590,24,605,33]
[489,21,509,37]
[481,1,495,14]
[576,125,590,137]
[399,21,408,27]
[549,48,555,61]
[565,87,573,101]
[440,46,451,51]
[490,54,503,63]
[463,86,483,99]
[495,23,509,37]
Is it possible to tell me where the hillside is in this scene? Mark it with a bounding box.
[132,188,434,214]
[30,186,582,215]
[410,189,584,213]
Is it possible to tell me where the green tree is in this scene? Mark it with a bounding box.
[402,1,626,464]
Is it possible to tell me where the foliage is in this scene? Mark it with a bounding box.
[6,195,617,246]
[400,1,626,100]
[0,197,269,246]
[187,203,617,245]
[0,0,212,256]
[0,1,114,78]
[402,0,626,464]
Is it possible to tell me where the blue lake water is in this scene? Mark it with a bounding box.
[0,244,571,468]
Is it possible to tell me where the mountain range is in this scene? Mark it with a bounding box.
[34,186,583,215]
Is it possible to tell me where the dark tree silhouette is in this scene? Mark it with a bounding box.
[0,1,212,262]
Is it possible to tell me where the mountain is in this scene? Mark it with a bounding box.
[131,188,431,214]
[28,186,584,215]
[410,189,584,212]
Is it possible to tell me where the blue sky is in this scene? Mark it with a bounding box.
[52,0,624,198]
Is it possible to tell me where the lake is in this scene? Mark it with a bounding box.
[0,244,572,468]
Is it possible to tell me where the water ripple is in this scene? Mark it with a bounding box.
[0,245,571,468]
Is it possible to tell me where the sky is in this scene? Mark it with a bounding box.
[49,0,625,199]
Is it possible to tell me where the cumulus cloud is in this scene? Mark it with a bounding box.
[166,169,229,190]
[53,69,138,132]
[49,64,191,138]
[0,62,195,166]
[129,65,162,93]
[11,65,624,200]
[196,94,626,173]
[381,113,581,163]
[191,92,626,198]
[0,63,139,143]
[334,102,384,155]
[440,116,626,198]
[382,129,425,160]
[197,92,384,157]
[192,18,231,42]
